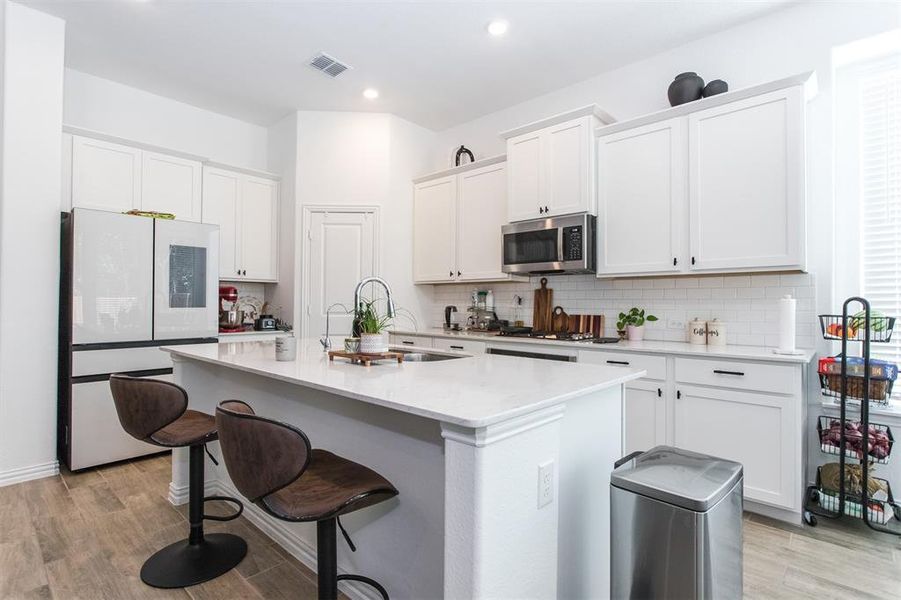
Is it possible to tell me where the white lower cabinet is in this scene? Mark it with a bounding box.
[673,385,799,510]
[390,334,434,349]
[433,337,486,354]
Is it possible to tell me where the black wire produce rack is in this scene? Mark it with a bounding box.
[804,297,901,535]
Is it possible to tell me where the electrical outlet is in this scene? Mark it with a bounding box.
[668,318,685,330]
[538,460,554,508]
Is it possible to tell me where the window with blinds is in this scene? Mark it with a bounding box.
[859,60,901,367]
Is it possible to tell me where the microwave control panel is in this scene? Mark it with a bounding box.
[562,226,583,261]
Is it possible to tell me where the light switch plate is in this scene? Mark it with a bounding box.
[538,460,554,508]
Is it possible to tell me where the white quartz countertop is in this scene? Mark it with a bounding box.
[392,328,816,363]
[162,339,643,428]
[218,329,287,337]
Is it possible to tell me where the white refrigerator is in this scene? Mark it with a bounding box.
[59,208,219,470]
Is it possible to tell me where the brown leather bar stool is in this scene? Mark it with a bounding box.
[215,400,398,600]
[109,375,247,588]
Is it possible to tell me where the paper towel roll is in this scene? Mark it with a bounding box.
[777,295,796,353]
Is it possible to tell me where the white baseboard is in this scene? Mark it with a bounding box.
[0,460,59,487]
[745,499,802,526]
[167,479,220,506]
[209,480,383,600]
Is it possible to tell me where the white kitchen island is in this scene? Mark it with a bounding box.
[161,340,643,600]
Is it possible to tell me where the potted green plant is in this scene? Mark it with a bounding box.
[616,307,658,342]
[357,299,393,354]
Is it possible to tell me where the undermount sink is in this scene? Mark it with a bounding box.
[391,348,466,362]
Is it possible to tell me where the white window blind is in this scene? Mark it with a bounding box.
[859,62,901,367]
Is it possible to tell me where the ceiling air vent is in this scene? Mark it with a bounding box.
[309,52,351,78]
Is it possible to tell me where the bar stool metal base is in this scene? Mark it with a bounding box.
[141,533,247,589]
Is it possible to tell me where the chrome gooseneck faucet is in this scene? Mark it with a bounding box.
[320,303,349,351]
[352,276,396,335]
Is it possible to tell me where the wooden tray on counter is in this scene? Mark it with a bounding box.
[328,350,404,366]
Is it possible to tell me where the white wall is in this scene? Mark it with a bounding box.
[63,69,268,170]
[265,112,300,327]
[0,1,65,484]
[287,111,437,334]
[428,1,901,351]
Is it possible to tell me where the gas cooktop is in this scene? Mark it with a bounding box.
[497,328,619,343]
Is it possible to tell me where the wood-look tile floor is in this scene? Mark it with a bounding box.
[1,453,900,599]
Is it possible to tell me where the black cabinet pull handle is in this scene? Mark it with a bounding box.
[677,390,682,399]
[691,257,696,265]
[606,360,630,365]
[449,270,453,277]
[657,388,662,397]
[544,205,549,213]
[457,271,461,277]
[713,369,745,376]
[402,340,414,345]
[539,207,544,214]
[450,345,464,350]
[673,257,677,266]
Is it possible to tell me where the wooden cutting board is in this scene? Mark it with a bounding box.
[551,306,569,333]
[533,277,553,332]
[567,314,605,336]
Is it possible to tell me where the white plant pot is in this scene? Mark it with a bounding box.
[626,325,645,341]
[360,332,388,354]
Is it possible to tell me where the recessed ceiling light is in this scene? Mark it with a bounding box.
[363,88,379,100]
[487,20,508,36]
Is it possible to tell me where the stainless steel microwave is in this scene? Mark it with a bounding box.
[502,214,596,274]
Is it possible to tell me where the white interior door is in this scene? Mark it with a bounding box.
[201,167,240,278]
[306,209,377,339]
[597,118,686,275]
[153,219,219,340]
[71,136,142,213]
[72,209,153,345]
[140,151,202,222]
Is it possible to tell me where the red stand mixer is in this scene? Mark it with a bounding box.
[219,286,244,332]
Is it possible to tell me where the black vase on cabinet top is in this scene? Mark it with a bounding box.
[703,79,729,97]
[667,72,704,106]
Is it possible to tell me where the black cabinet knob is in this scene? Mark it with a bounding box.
[449,270,453,277]
[457,270,461,277]
[539,207,544,214]
[545,206,549,213]
[673,257,678,266]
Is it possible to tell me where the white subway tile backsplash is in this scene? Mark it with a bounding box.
[426,272,816,348]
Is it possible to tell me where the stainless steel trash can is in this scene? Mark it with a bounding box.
[610,446,743,600]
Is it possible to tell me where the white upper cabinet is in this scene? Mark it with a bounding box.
[689,87,805,272]
[502,106,612,222]
[239,176,279,281]
[595,73,813,278]
[71,136,142,213]
[202,167,240,278]
[457,162,508,281]
[545,118,593,217]
[597,118,687,275]
[413,157,520,284]
[140,151,202,222]
[507,132,543,222]
[201,166,279,282]
[413,175,457,283]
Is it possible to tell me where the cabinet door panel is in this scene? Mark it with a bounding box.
[413,176,456,282]
[624,381,666,455]
[240,176,279,281]
[689,87,804,271]
[673,385,797,509]
[545,118,591,217]
[71,136,141,213]
[141,151,202,222]
[597,118,686,275]
[457,163,508,281]
[202,167,240,279]
[507,132,543,222]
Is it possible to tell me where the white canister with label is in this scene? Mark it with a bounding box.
[689,318,707,345]
[275,335,297,361]
[706,319,726,346]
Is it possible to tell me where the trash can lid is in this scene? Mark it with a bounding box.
[611,446,743,512]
